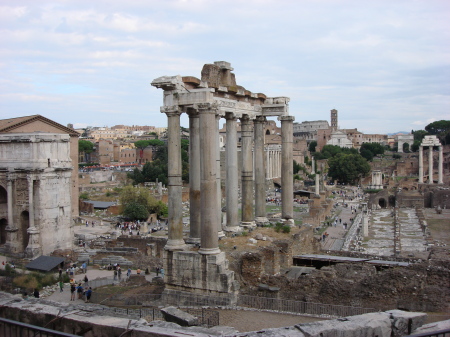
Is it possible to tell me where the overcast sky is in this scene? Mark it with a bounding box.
[1,0,449,134]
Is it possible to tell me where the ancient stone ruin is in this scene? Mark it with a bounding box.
[151,61,294,301]
[0,133,74,258]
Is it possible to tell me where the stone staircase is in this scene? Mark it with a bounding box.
[92,255,133,267]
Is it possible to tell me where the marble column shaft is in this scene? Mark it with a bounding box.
[418,146,423,183]
[428,146,433,184]
[240,116,254,224]
[280,116,294,220]
[225,113,239,228]
[164,108,186,251]
[6,177,14,229]
[438,146,443,184]
[188,111,201,243]
[27,176,35,229]
[254,116,266,219]
[216,115,223,235]
[198,104,220,254]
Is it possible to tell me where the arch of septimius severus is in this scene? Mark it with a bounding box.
[152,61,294,300]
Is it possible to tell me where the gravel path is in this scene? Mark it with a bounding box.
[218,309,325,332]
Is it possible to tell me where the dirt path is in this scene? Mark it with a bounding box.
[218,309,325,332]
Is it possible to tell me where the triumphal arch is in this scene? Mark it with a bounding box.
[152,61,294,300]
[0,133,74,258]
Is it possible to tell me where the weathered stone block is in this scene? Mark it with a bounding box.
[161,306,198,326]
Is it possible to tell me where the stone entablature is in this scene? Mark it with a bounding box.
[0,133,73,258]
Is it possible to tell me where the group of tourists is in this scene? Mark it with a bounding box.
[70,281,92,302]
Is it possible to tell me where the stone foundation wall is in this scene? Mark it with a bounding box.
[0,292,432,337]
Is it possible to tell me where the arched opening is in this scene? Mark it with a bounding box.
[20,211,29,251]
[378,198,386,208]
[0,186,6,204]
[0,218,7,244]
[266,129,270,135]
[388,195,396,207]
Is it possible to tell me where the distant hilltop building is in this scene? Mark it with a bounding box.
[294,109,388,151]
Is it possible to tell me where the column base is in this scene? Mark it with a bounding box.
[164,239,187,251]
[224,226,242,233]
[218,231,226,239]
[255,217,269,225]
[25,246,41,259]
[282,218,295,227]
[240,221,256,229]
[198,247,221,255]
[185,237,201,245]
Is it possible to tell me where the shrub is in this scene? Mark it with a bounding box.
[282,225,291,233]
[274,222,284,233]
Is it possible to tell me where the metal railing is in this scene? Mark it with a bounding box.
[407,328,450,337]
[91,291,376,319]
[238,295,376,317]
[0,317,80,337]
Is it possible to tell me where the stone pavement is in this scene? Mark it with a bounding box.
[321,191,362,251]
[45,267,156,304]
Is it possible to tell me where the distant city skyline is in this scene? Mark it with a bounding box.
[2,1,449,134]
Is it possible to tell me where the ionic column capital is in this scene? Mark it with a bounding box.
[160,105,182,116]
[194,102,219,114]
[225,112,238,121]
[254,115,266,124]
[278,115,295,122]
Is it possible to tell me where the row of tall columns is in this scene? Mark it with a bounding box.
[164,104,294,253]
[418,145,444,184]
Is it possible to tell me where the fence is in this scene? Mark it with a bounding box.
[0,317,80,337]
[238,295,376,317]
[91,291,376,322]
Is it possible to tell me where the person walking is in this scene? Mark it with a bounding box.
[113,269,118,280]
[85,287,92,303]
[70,283,76,301]
[59,280,64,292]
[84,274,89,287]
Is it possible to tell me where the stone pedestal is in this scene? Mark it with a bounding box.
[163,250,238,304]
[25,227,41,258]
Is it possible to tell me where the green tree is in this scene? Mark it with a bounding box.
[78,140,94,162]
[123,202,149,221]
[413,130,428,142]
[328,153,370,185]
[128,140,189,185]
[425,120,450,145]
[308,141,317,153]
[119,185,167,218]
[411,140,421,152]
[134,140,150,164]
